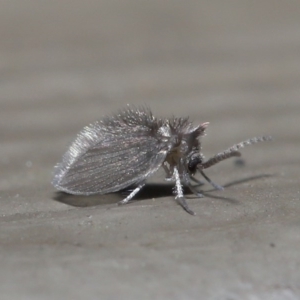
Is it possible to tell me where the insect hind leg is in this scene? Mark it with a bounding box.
[118,183,145,205]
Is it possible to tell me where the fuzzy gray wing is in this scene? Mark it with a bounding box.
[52,126,168,195]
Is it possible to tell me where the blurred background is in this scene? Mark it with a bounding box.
[1,1,300,299]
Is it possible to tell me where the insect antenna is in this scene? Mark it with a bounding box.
[200,136,272,169]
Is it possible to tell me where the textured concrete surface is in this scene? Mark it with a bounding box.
[1,1,300,299]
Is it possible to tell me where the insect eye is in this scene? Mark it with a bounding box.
[188,156,202,173]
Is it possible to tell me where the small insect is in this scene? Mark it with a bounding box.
[52,106,271,215]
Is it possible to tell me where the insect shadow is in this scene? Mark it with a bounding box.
[52,174,272,208]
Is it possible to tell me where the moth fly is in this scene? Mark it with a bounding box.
[52,106,271,215]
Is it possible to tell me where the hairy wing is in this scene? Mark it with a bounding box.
[52,122,168,195]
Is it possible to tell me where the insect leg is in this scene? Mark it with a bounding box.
[173,167,195,215]
[118,183,145,205]
[199,169,224,191]
[182,173,204,198]
[163,162,174,181]
[187,183,204,198]
[190,175,205,185]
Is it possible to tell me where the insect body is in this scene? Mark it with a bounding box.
[52,106,271,215]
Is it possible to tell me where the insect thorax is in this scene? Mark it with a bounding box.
[157,121,203,175]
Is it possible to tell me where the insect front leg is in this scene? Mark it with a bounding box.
[118,183,145,205]
[173,167,196,215]
[198,169,224,191]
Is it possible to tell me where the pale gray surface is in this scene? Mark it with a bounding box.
[1,1,300,299]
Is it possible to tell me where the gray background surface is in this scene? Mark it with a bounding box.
[1,1,300,299]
